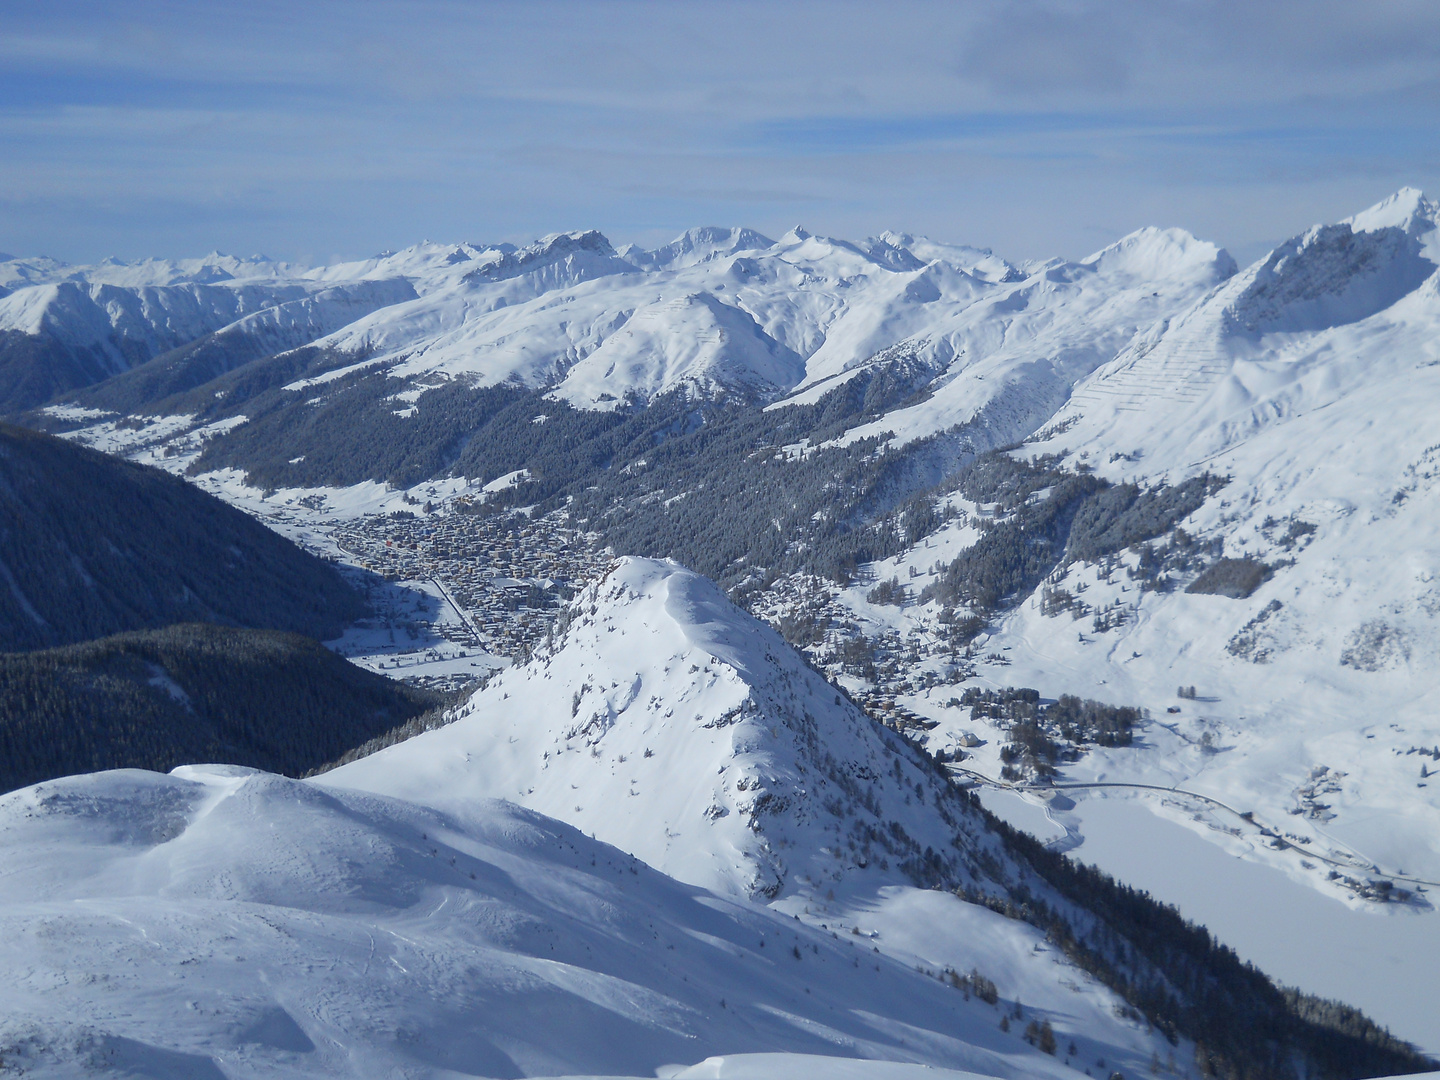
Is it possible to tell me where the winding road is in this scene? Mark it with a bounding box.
[947,765,1440,893]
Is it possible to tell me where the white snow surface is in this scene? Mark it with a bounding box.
[0,765,1113,1079]
[0,752,1172,1078]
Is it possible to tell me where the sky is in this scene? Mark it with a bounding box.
[1,0,1438,266]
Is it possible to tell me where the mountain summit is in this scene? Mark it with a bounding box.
[327,557,987,900]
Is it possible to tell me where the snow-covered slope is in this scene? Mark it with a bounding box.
[326,557,992,901]
[0,765,1168,1080]
[7,278,417,369]
[794,225,1236,450]
[0,281,304,368]
[1000,188,1440,884]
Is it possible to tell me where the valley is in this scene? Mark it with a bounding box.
[3,190,1440,1076]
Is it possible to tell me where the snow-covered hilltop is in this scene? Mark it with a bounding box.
[0,765,1115,1080]
[325,557,996,900]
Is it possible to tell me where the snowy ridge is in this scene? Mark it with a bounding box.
[0,250,294,290]
[327,557,991,901]
[0,277,417,380]
[1048,188,1440,468]
[0,764,1172,1080]
[0,281,297,361]
[200,278,419,359]
[622,226,776,271]
[784,225,1235,450]
[1,555,1404,1077]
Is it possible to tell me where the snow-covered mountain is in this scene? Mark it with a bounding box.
[13,189,1440,1070]
[0,257,418,412]
[0,765,1126,1080]
[0,250,295,291]
[4,559,1415,1080]
[742,189,1440,1046]
[325,557,995,900]
[831,187,1440,895]
[1017,196,1440,891]
[0,278,415,372]
[5,213,1232,423]
[278,221,1231,416]
[28,194,1440,902]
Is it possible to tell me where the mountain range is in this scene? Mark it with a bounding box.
[4,189,1440,1077]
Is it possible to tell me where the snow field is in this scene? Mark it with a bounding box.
[0,763,1162,1080]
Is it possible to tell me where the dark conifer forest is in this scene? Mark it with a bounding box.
[0,623,441,794]
[0,422,365,650]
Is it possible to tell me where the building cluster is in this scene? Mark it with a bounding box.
[331,508,609,657]
[749,571,974,750]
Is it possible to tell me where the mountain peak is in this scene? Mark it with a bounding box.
[462,228,629,285]
[626,226,776,271]
[1345,186,1437,238]
[1081,225,1237,285]
[1224,208,1437,336]
[324,556,988,900]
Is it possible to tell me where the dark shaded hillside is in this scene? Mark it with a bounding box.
[61,330,290,416]
[0,423,365,650]
[0,330,123,415]
[0,623,443,795]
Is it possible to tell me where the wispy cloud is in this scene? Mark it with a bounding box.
[0,0,1436,263]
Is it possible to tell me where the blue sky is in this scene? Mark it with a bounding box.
[1,0,1437,265]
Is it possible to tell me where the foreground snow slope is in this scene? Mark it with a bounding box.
[0,765,1159,1080]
